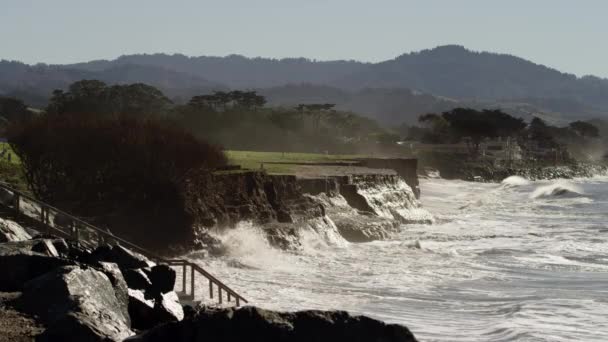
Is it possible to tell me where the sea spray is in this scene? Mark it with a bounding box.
[530,181,584,199]
[350,176,434,224]
[501,175,529,188]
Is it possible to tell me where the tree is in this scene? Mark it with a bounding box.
[47,80,172,118]
[569,121,599,138]
[0,97,32,124]
[440,108,525,154]
[8,114,227,250]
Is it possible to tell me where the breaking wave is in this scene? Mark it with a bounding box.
[530,181,584,199]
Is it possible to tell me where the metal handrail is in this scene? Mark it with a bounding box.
[0,182,248,306]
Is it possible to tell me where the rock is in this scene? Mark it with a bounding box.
[128,289,156,330]
[128,289,183,330]
[88,244,155,270]
[148,264,176,295]
[97,262,131,328]
[126,306,417,342]
[0,243,74,291]
[30,239,60,257]
[19,265,132,341]
[154,291,184,323]
[0,217,31,242]
[0,187,14,206]
[123,268,153,292]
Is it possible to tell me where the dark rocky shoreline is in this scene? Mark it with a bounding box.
[423,160,608,183]
[0,216,419,341]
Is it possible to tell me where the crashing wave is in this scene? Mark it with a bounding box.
[349,176,434,224]
[530,182,584,199]
[501,176,529,188]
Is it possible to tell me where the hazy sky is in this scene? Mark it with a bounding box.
[2,0,606,77]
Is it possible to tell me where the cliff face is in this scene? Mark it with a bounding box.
[181,171,325,251]
[180,163,428,252]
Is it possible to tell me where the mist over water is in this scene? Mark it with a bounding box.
[188,177,608,341]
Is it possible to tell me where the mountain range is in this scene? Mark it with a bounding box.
[2,45,608,125]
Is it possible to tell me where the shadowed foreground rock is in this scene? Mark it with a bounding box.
[18,265,133,341]
[127,306,418,342]
[0,241,74,291]
[0,217,32,242]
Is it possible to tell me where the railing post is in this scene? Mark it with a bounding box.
[219,287,223,305]
[236,297,240,307]
[228,292,232,302]
[209,279,213,299]
[190,265,195,299]
[13,193,20,217]
[182,264,187,294]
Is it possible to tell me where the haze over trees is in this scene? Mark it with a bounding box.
[410,108,601,160]
[3,45,608,125]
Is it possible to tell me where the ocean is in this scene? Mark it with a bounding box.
[190,176,608,341]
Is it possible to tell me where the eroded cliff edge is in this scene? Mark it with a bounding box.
[180,158,430,254]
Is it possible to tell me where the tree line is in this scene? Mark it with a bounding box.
[405,107,601,160]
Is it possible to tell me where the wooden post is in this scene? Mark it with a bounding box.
[209,279,213,299]
[219,288,223,304]
[190,266,195,299]
[228,293,232,302]
[236,297,240,307]
[182,264,187,294]
[13,193,20,217]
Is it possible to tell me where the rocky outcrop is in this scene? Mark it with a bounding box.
[0,234,184,341]
[88,244,156,269]
[19,265,133,341]
[0,241,74,291]
[0,217,31,242]
[128,289,184,330]
[182,171,325,250]
[126,306,418,342]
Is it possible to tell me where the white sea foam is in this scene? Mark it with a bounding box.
[187,177,608,341]
[501,175,529,188]
[530,181,584,199]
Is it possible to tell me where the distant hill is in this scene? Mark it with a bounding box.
[0,61,222,106]
[67,54,367,89]
[332,45,608,110]
[2,45,608,123]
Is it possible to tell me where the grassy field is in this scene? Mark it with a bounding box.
[0,142,20,164]
[225,150,364,174]
[0,144,364,185]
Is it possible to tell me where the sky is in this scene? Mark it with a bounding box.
[1,0,607,77]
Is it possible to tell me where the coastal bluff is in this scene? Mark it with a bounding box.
[181,157,428,253]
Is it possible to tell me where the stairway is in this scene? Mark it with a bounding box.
[0,183,248,307]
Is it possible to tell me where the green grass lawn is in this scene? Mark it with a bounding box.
[0,143,28,191]
[225,150,364,174]
[0,142,20,164]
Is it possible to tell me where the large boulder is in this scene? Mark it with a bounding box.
[154,291,184,323]
[148,264,177,295]
[97,261,131,327]
[128,289,184,330]
[19,265,133,341]
[126,306,417,342]
[0,242,74,291]
[123,268,153,292]
[88,244,155,270]
[128,289,156,330]
[0,217,31,242]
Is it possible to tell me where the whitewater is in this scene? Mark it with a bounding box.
[188,176,608,341]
